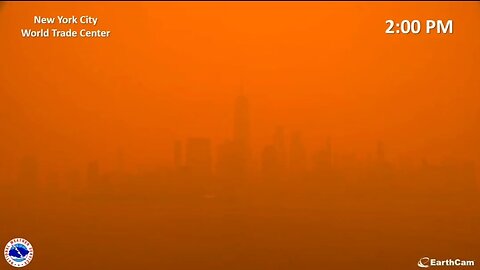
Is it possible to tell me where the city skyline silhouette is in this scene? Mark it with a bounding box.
[3,94,477,198]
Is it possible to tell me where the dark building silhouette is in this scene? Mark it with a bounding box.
[218,95,251,179]
[185,138,212,176]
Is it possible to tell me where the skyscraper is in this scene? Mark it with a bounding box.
[217,95,251,179]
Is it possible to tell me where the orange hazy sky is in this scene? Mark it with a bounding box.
[0,2,479,172]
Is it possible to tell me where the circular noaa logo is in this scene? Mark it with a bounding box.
[4,238,34,267]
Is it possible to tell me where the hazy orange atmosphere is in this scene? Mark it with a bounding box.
[0,1,479,270]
